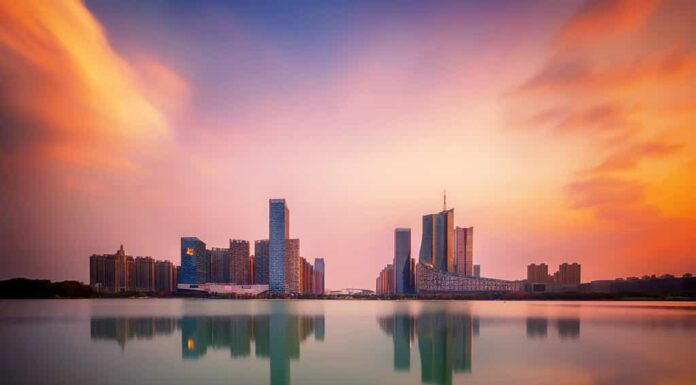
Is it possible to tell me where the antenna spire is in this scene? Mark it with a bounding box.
[443,190,447,211]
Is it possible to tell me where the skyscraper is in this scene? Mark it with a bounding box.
[285,239,300,293]
[419,209,454,272]
[180,237,208,285]
[230,239,251,285]
[454,226,474,276]
[314,258,325,294]
[419,214,436,266]
[269,199,289,293]
[254,240,270,285]
[394,228,413,294]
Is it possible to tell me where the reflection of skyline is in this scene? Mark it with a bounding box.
[91,314,324,385]
[378,313,478,385]
[526,317,580,340]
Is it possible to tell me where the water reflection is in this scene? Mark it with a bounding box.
[378,312,479,385]
[525,317,581,339]
[91,314,324,385]
[79,301,696,385]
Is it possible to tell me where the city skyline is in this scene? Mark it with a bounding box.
[1,1,695,290]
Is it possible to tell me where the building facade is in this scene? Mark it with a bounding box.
[454,226,473,276]
[376,264,395,295]
[135,256,156,292]
[90,245,176,294]
[269,199,289,293]
[416,263,521,293]
[419,209,454,272]
[210,247,231,283]
[314,258,325,294]
[180,237,208,285]
[394,228,413,294]
[254,240,270,285]
[527,263,549,283]
[285,238,300,293]
[558,263,581,284]
[473,264,481,278]
[230,239,251,285]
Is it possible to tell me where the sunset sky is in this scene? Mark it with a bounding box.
[0,0,694,289]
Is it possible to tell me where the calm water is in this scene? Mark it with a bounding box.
[1,300,695,385]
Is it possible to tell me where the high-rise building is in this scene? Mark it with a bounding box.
[181,237,208,284]
[394,228,413,294]
[285,239,300,293]
[314,258,325,294]
[269,199,289,293]
[419,209,454,272]
[454,226,474,276]
[527,263,549,283]
[473,264,481,278]
[90,245,175,293]
[254,240,270,285]
[558,263,581,284]
[210,247,231,283]
[376,264,395,295]
[230,240,251,285]
[155,260,177,293]
[135,256,156,292]
[299,257,314,294]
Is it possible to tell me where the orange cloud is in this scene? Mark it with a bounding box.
[508,0,696,277]
[0,0,179,175]
[518,51,696,94]
[584,140,682,174]
[556,0,660,49]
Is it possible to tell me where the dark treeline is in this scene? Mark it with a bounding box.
[1,278,695,300]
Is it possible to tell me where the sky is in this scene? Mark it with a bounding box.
[0,0,694,290]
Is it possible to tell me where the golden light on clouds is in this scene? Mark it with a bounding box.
[0,0,177,173]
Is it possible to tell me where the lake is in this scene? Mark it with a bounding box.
[0,299,694,385]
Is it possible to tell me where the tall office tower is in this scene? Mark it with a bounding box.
[180,237,208,284]
[473,264,481,278]
[209,248,231,283]
[254,240,270,285]
[394,228,413,294]
[454,226,474,275]
[419,214,436,266]
[314,258,325,294]
[527,263,549,283]
[230,240,251,285]
[285,239,300,293]
[269,199,290,293]
[135,256,156,291]
[436,209,455,272]
[558,262,581,284]
[313,270,323,295]
[419,209,454,272]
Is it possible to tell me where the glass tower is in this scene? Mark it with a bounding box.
[180,237,207,284]
[269,199,289,293]
[394,228,412,294]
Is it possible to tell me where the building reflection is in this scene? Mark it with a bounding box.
[91,314,324,385]
[525,316,580,340]
[90,317,177,350]
[378,312,478,385]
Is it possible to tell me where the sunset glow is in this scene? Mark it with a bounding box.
[0,0,694,289]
